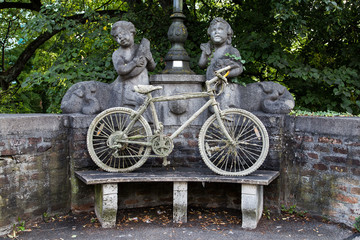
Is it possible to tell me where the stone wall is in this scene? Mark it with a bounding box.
[0,114,70,235]
[65,114,96,213]
[0,113,359,234]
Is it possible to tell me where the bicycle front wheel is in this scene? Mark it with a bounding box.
[199,108,269,176]
[87,107,152,172]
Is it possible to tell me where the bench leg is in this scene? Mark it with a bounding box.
[94,184,118,228]
[173,181,188,223]
[241,184,263,229]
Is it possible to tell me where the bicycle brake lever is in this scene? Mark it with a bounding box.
[215,71,229,85]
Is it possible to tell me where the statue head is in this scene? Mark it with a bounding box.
[111,21,136,48]
[207,17,233,45]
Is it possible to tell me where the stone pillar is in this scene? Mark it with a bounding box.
[150,74,207,167]
[162,0,193,74]
[150,74,206,126]
[95,184,118,228]
[241,184,263,229]
[66,114,96,212]
[173,181,188,223]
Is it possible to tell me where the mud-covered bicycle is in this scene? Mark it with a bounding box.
[87,66,269,176]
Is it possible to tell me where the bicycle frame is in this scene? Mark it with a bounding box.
[87,65,269,175]
[121,66,235,148]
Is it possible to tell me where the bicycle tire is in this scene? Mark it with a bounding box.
[87,107,152,172]
[199,108,269,176]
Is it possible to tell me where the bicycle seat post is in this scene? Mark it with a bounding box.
[147,92,161,132]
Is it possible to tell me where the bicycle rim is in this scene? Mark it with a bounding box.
[87,107,152,172]
[199,108,269,176]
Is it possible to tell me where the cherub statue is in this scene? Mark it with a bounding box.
[110,21,156,109]
[198,17,243,80]
[198,17,294,114]
[61,21,156,114]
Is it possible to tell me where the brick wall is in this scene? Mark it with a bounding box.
[274,116,360,226]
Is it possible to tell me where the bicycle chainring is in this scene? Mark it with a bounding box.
[151,135,174,156]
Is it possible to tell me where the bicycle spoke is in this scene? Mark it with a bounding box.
[101,149,115,164]
[205,139,227,143]
[237,146,256,166]
[236,119,253,141]
[106,155,114,168]
[199,109,269,176]
[212,148,227,167]
[125,148,138,165]
[94,124,111,138]
[102,116,116,133]
[240,145,262,158]
[223,150,231,171]
[88,108,152,172]
[93,145,108,151]
[129,126,146,136]
[206,130,223,141]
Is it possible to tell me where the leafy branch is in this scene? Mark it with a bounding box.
[0,8,124,90]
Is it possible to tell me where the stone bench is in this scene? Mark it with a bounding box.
[75,168,279,229]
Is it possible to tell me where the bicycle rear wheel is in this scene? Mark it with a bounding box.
[87,107,152,172]
[199,108,269,176]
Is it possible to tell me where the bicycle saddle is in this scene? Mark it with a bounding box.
[134,85,163,94]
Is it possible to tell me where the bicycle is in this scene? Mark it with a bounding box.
[87,66,269,176]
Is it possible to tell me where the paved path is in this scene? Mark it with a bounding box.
[0,207,356,240]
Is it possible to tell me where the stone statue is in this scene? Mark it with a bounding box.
[198,17,243,80]
[61,21,156,114]
[198,17,294,114]
[198,17,243,110]
[61,81,111,115]
[110,21,156,109]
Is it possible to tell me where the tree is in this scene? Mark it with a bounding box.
[0,0,171,112]
[1,0,359,114]
[198,0,360,114]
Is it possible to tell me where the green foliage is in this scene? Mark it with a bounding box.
[290,110,359,117]
[355,216,360,232]
[0,0,359,113]
[263,207,271,220]
[281,204,297,215]
[281,204,307,217]
[7,218,25,239]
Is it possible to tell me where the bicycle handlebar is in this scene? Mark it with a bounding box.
[206,66,232,96]
[215,65,232,75]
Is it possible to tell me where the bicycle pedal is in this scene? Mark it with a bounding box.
[162,157,170,166]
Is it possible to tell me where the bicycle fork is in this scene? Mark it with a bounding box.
[211,97,237,146]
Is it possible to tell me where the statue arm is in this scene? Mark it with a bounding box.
[198,42,212,69]
[138,38,156,71]
[228,65,243,78]
[198,52,208,69]
[146,55,156,71]
[113,51,145,77]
